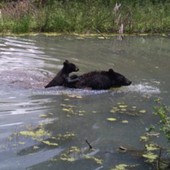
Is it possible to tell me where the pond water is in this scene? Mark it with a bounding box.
[0,35,169,170]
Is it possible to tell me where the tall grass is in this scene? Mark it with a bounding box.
[0,0,170,34]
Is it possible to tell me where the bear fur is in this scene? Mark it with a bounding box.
[45,60,79,88]
[64,69,131,90]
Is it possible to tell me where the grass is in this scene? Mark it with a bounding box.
[0,0,170,34]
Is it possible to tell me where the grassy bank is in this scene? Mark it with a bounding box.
[0,0,170,34]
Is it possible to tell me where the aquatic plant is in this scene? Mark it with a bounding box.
[139,99,170,169]
[154,99,170,142]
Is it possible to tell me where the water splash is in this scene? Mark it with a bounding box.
[32,82,160,97]
[115,83,160,95]
[33,87,108,96]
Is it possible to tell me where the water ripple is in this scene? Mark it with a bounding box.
[0,37,47,71]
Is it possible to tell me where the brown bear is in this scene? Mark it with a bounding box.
[64,69,131,90]
[45,60,79,88]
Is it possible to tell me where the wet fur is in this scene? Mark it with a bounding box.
[65,69,132,90]
[45,60,79,88]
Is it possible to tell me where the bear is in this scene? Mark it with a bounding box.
[64,69,131,90]
[45,60,79,88]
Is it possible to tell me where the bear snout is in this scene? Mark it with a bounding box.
[75,67,79,72]
[125,79,132,86]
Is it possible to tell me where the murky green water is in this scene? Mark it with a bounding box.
[0,35,169,170]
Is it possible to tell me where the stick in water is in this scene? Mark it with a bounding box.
[85,139,93,150]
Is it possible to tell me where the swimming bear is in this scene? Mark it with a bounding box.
[45,60,79,88]
[64,68,132,90]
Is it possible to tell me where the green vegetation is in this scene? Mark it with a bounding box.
[0,0,170,34]
[140,99,170,169]
[154,99,170,143]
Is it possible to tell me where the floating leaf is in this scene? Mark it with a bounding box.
[60,154,75,162]
[107,118,117,122]
[120,108,127,112]
[112,164,128,170]
[117,102,123,105]
[60,146,80,162]
[140,135,149,142]
[92,157,103,165]
[48,113,54,116]
[146,132,160,137]
[111,164,138,170]
[69,146,80,153]
[92,111,97,113]
[122,120,128,123]
[78,110,85,116]
[18,142,25,145]
[33,146,39,150]
[57,132,76,140]
[84,155,103,165]
[142,152,158,162]
[139,110,146,113]
[78,110,85,113]
[19,129,51,140]
[145,144,159,151]
[98,36,105,39]
[39,114,48,118]
[118,104,128,108]
[132,106,137,109]
[39,113,54,118]
[62,108,72,112]
[110,107,119,113]
[42,140,58,146]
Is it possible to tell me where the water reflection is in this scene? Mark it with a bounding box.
[0,35,169,170]
[0,37,46,70]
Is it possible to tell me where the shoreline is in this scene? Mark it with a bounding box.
[0,32,169,37]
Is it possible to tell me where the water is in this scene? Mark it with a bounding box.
[0,35,169,170]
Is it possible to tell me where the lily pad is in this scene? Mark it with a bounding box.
[145,144,159,151]
[118,104,128,109]
[62,108,73,112]
[18,142,25,145]
[60,154,76,162]
[111,164,137,170]
[110,107,119,113]
[132,106,137,109]
[19,129,51,140]
[111,164,128,170]
[39,114,48,118]
[142,152,158,162]
[107,118,117,122]
[140,135,149,142]
[42,140,58,146]
[60,146,80,162]
[139,110,146,113]
[84,155,103,165]
[122,120,128,123]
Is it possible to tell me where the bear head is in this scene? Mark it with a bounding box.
[108,69,131,87]
[63,60,79,74]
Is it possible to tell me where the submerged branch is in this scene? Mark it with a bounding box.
[85,139,93,150]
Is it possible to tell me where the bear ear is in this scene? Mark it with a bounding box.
[63,60,69,65]
[108,69,114,73]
